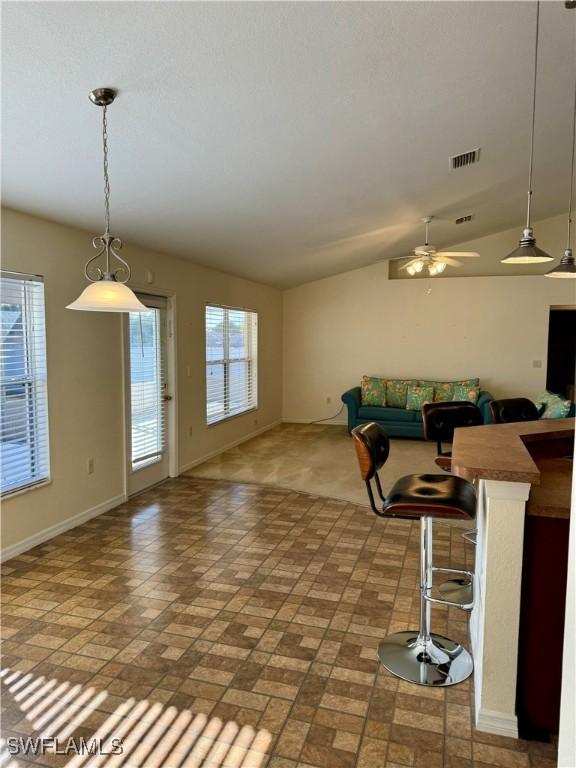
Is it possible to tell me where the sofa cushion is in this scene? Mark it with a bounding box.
[406,384,434,411]
[452,384,480,404]
[358,406,418,422]
[386,379,417,408]
[433,382,455,402]
[361,375,387,406]
[419,379,480,402]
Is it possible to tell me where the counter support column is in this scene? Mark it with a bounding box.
[471,479,531,738]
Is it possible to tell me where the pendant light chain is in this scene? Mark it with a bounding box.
[102,104,111,236]
[526,0,540,229]
[567,70,576,250]
[66,87,148,311]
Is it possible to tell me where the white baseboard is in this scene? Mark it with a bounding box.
[1,493,127,563]
[475,708,518,739]
[179,419,282,473]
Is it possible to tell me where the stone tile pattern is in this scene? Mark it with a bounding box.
[1,477,557,768]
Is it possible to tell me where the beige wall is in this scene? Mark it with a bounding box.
[1,208,282,555]
[283,218,576,423]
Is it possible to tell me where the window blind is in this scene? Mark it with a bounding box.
[206,304,258,425]
[1,272,50,495]
[128,304,167,470]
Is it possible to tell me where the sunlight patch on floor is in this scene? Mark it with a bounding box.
[1,667,272,767]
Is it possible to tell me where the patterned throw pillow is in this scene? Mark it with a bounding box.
[418,379,479,402]
[361,376,387,406]
[386,379,417,408]
[533,391,571,419]
[406,384,434,411]
[433,382,455,402]
[452,384,480,404]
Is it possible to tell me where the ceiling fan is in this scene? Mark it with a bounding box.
[395,216,480,276]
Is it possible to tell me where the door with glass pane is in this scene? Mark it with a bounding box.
[124,294,170,495]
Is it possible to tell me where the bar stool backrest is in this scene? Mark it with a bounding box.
[489,397,540,424]
[422,401,483,455]
[351,422,390,480]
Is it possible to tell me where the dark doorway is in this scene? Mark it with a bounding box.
[546,307,576,401]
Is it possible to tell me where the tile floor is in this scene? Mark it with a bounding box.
[1,477,557,768]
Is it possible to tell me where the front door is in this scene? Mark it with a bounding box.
[124,294,171,496]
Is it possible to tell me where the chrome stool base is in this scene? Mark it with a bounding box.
[438,577,473,606]
[378,631,473,687]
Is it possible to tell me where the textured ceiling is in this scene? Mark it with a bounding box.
[2,1,575,287]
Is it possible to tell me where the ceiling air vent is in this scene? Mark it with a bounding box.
[449,148,480,170]
[455,214,474,225]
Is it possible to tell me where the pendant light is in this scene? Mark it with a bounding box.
[501,1,553,264]
[67,88,146,312]
[545,71,576,278]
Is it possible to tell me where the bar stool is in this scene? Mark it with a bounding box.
[489,397,540,424]
[421,401,481,603]
[351,422,475,686]
[422,401,483,472]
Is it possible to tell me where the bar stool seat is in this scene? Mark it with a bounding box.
[385,473,477,520]
[351,422,476,687]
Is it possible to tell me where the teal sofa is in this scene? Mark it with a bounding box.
[342,386,494,437]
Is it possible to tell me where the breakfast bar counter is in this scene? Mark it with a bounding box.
[452,418,575,485]
[451,418,574,738]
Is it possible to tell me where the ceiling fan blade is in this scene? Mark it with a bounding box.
[435,256,462,267]
[436,251,480,259]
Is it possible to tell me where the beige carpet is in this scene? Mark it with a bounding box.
[186,422,440,505]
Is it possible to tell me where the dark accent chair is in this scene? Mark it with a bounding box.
[422,401,483,471]
[489,398,541,424]
[350,422,475,687]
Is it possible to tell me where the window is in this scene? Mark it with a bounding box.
[206,305,257,425]
[1,272,50,495]
[127,298,167,470]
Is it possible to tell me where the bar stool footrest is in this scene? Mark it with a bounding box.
[431,568,474,609]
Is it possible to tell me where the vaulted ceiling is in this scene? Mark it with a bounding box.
[2,1,575,287]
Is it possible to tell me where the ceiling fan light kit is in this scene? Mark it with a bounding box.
[400,216,479,277]
[502,0,552,265]
[67,88,147,312]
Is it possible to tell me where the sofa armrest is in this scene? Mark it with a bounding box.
[342,387,362,432]
[477,390,494,424]
[342,387,361,412]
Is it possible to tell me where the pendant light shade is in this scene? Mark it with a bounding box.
[67,88,147,312]
[545,53,576,279]
[502,1,552,264]
[502,230,554,264]
[66,279,147,312]
[545,249,576,278]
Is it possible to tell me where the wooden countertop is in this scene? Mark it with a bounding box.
[526,457,572,518]
[451,418,575,484]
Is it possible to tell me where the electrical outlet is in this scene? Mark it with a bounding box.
[532,360,542,369]
[87,458,94,475]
